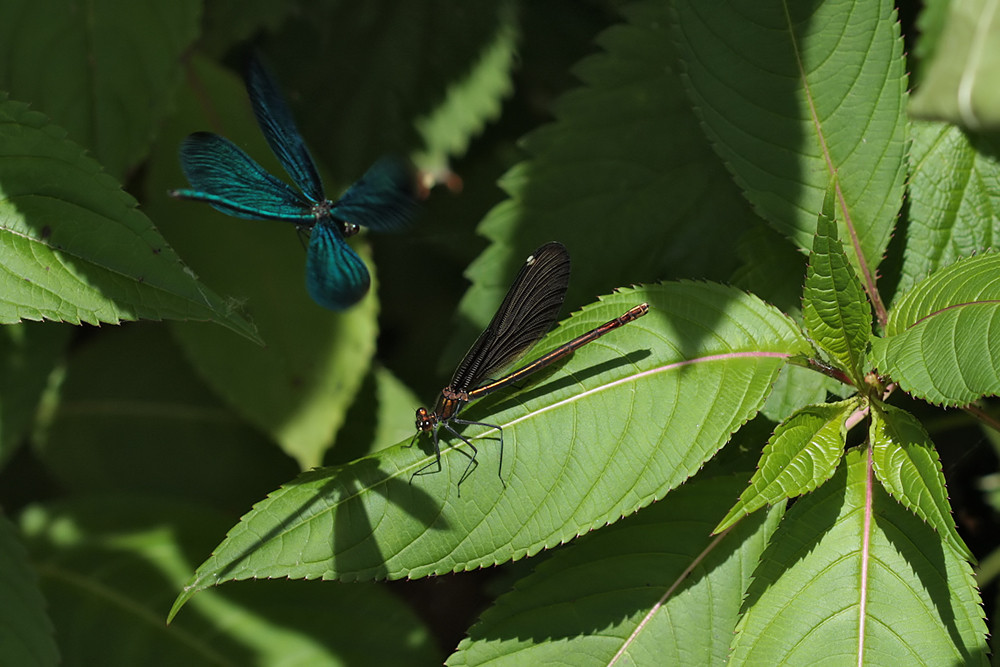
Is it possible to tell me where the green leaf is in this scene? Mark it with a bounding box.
[264,0,522,179]
[871,252,1000,405]
[0,0,199,178]
[803,201,872,383]
[870,402,972,560]
[0,513,58,667]
[672,0,907,291]
[413,0,517,170]
[20,497,440,666]
[731,447,988,664]
[900,121,1000,295]
[910,0,1000,130]
[170,296,377,470]
[455,0,756,342]
[448,471,783,666]
[32,324,298,512]
[170,283,812,617]
[716,399,856,533]
[0,322,70,469]
[0,97,259,342]
[148,56,378,469]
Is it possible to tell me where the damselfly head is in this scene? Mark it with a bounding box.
[414,407,436,432]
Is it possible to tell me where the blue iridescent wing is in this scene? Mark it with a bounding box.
[171,132,315,222]
[244,54,325,203]
[306,220,371,310]
[330,157,417,232]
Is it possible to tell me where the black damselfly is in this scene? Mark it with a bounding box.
[410,241,648,493]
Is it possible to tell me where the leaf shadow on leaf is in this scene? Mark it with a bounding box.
[739,458,846,614]
[210,457,448,585]
[464,348,654,426]
[738,450,982,665]
[876,488,974,664]
[452,448,771,650]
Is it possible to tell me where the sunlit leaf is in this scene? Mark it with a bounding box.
[716,399,856,533]
[673,0,907,287]
[731,448,987,663]
[900,121,1000,295]
[870,402,972,560]
[0,96,259,341]
[803,202,872,383]
[170,283,811,617]
[448,471,782,666]
[872,252,1000,405]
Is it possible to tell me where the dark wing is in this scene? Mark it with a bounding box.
[171,132,314,221]
[305,220,371,310]
[330,157,417,232]
[449,242,571,390]
[244,53,325,203]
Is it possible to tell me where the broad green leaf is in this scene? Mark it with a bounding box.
[170,295,377,470]
[455,0,756,345]
[20,497,439,666]
[32,324,298,512]
[871,252,1000,405]
[900,121,1000,295]
[716,399,857,533]
[870,402,972,560]
[0,0,198,178]
[803,205,872,383]
[170,283,812,617]
[448,471,783,666]
[265,0,522,180]
[673,0,907,293]
[148,56,378,469]
[731,447,987,664]
[910,0,1000,130]
[0,322,71,469]
[0,513,58,667]
[0,97,259,342]
[412,0,517,170]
